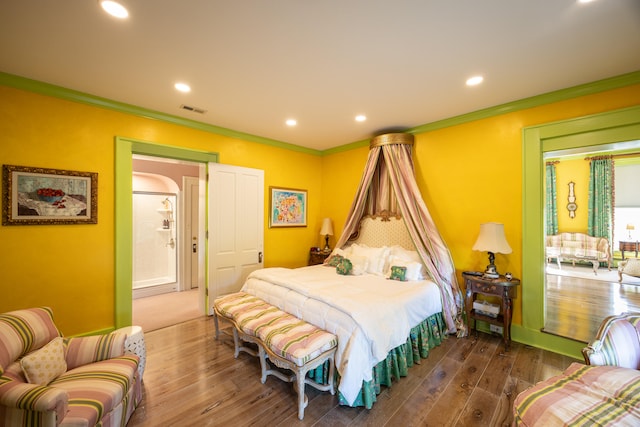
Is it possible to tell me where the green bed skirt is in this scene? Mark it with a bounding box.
[308,312,447,409]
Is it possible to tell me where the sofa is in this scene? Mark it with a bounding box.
[545,232,611,274]
[0,307,142,426]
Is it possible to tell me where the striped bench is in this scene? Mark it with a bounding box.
[213,292,337,420]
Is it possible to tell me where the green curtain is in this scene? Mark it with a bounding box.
[588,157,614,241]
[545,163,558,235]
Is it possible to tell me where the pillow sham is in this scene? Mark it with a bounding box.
[348,255,369,276]
[20,337,67,385]
[349,244,389,275]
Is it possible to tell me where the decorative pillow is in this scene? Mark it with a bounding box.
[385,246,426,279]
[336,258,353,275]
[20,337,67,385]
[387,257,423,281]
[389,266,407,281]
[327,254,344,267]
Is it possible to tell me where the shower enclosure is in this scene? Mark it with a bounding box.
[133,192,177,297]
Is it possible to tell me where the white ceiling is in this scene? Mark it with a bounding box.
[1,1,639,151]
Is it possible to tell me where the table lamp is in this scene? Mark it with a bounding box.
[320,218,334,253]
[472,222,512,279]
[627,224,635,240]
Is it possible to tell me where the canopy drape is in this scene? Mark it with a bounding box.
[332,133,465,336]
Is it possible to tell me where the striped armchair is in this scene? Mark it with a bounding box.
[0,307,142,426]
[582,312,640,369]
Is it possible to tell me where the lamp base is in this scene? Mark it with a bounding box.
[323,234,331,253]
[483,253,499,279]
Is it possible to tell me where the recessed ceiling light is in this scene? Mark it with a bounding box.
[174,82,191,93]
[99,1,129,19]
[355,115,367,122]
[466,75,484,86]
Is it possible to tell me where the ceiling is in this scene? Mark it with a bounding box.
[1,1,639,151]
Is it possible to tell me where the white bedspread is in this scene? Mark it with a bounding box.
[241,265,443,405]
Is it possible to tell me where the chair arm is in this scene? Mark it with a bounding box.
[0,377,68,422]
[65,332,127,370]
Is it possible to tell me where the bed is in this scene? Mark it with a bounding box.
[240,214,450,408]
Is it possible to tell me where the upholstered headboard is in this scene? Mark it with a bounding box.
[348,211,414,250]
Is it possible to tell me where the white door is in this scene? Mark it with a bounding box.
[208,163,264,307]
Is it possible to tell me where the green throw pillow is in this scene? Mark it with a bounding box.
[328,254,344,267]
[336,258,353,275]
[390,265,407,281]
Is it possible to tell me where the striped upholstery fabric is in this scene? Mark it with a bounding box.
[51,355,141,427]
[215,292,338,366]
[583,313,640,369]
[250,312,337,367]
[214,292,271,321]
[513,362,640,426]
[65,332,127,370]
[0,307,61,375]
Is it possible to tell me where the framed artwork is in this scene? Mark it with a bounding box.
[2,164,98,225]
[269,186,307,228]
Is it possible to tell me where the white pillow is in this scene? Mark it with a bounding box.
[348,255,369,276]
[349,244,389,275]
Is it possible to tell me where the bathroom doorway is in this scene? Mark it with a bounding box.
[131,155,205,329]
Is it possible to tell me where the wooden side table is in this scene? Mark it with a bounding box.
[463,272,520,352]
[308,251,330,266]
[619,241,639,260]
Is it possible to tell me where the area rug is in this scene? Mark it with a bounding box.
[546,264,640,285]
[133,289,204,332]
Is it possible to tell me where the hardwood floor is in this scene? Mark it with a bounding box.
[545,271,640,343]
[128,317,581,427]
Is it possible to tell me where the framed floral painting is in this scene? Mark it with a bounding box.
[269,186,307,228]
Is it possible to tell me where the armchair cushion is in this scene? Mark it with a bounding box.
[20,337,67,385]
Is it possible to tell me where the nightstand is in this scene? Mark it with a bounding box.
[463,272,520,352]
[308,251,330,266]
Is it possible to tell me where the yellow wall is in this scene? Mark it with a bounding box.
[2,80,639,337]
[0,85,322,335]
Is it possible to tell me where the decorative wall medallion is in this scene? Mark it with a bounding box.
[567,181,577,218]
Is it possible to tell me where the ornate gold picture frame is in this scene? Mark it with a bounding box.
[2,164,98,225]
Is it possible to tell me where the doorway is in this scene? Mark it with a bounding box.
[521,105,640,356]
[130,154,205,331]
[542,141,640,342]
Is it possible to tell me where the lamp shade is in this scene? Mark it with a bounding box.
[472,222,512,254]
[627,224,635,231]
[320,218,334,236]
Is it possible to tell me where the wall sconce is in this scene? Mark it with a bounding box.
[320,218,334,253]
[472,222,512,279]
